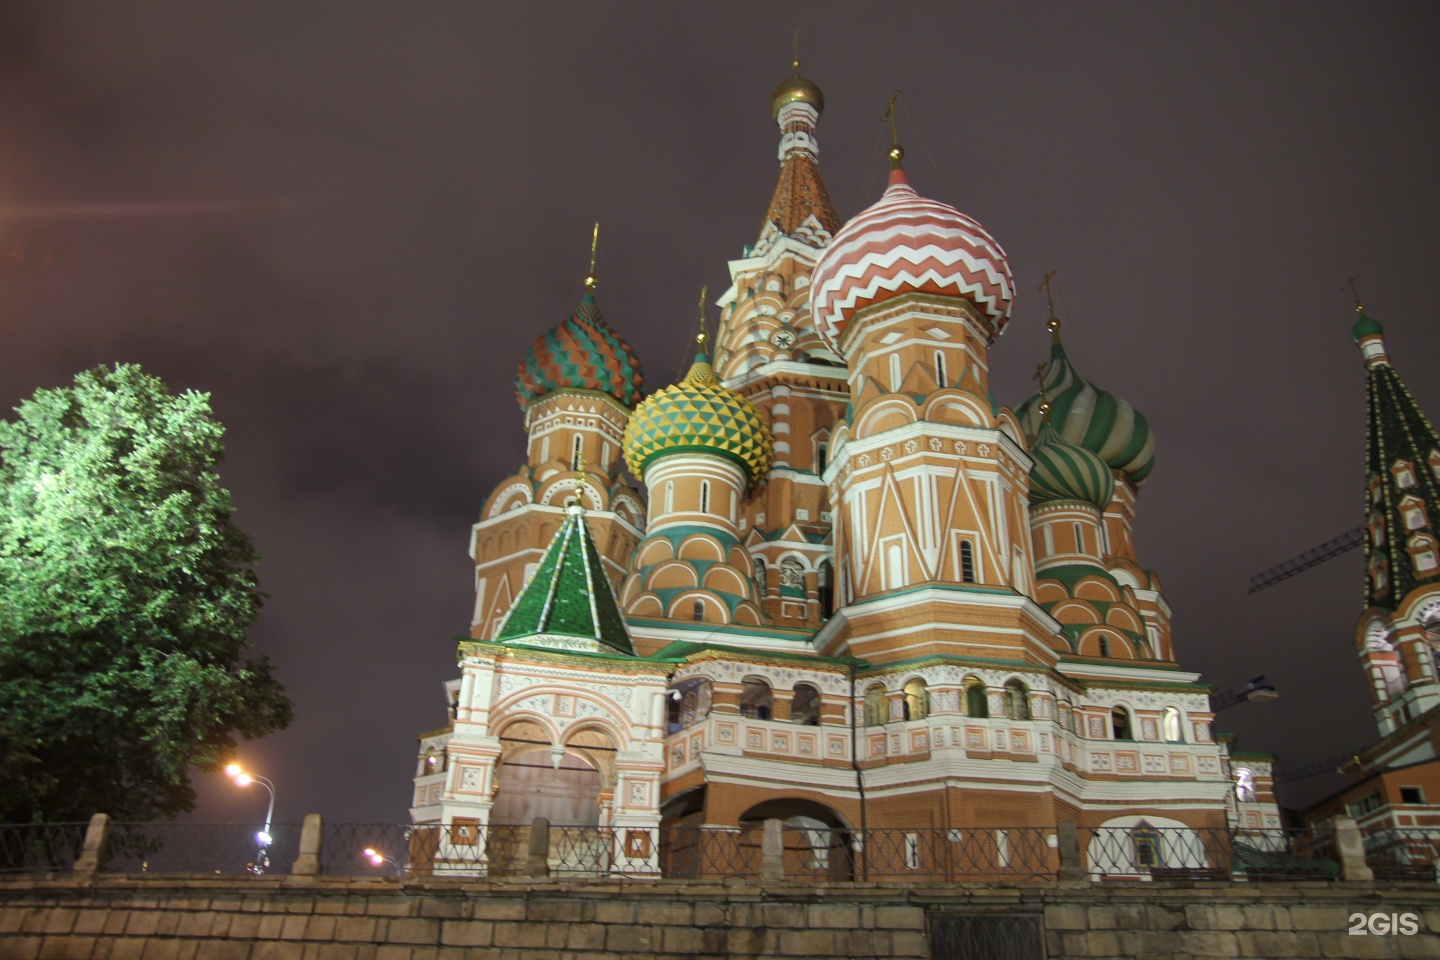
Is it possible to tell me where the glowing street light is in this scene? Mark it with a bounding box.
[226,762,277,872]
[363,847,402,871]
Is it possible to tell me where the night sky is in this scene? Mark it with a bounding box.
[1,3,1437,827]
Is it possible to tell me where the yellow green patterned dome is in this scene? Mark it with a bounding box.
[623,347,773,486]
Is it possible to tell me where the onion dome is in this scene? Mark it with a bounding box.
[1028,423,1115,510]
[770,58,824,118]
[515,291,645,410]
[622,340,774,486]
[1017,329,1154,487]
[809,166,1015,355]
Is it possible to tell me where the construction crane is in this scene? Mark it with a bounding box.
[1274,750,1365,784]
[1212,675,1279,712]
[1247,527,1365,594]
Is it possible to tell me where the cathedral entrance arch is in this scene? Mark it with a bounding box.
[738,798,854,880]
[490,719,605,826]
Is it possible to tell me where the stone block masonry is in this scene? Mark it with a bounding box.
[1,875,1439,959]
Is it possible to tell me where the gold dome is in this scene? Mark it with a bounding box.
[622,348,774,487]
[770,60,824,118]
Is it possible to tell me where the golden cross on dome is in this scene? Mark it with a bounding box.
[584,222,599,290]
[1033,362,1053,421]
[1344,273,1364,313]
[883,89,904,168]
[792,28,801,75]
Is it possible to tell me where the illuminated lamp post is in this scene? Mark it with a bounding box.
[225,762,277,873]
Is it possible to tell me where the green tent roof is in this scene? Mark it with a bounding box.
[495,504,634,655]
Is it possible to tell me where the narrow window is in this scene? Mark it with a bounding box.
[572,434,583,470]
[753,556,767,587]
[791,684,820,726]
[817,440,829,473]
[1111,706,1132,741]
[903,679,928,721]
[886,542,905,589]
[1098,635,1111,658]
[1073,522,1084,553]
[864,684,888,726]
[700,480,711,514]
[1162,707,1182,742]
[1003,680,1031,720]
[741,678,772,720]
[665,481,674,514]
[965,682,989,718]
[889,354,902,391]
[934,351,947,386]
[540,435,550,463]
[692,599,705,621]
[960,541,976,583]
[1099,523,1110,555]
[818,560,834,616]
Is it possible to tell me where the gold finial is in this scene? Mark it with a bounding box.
[884,89,904,168]
[1033,362,1053,421]
[1344,273,1364,313]
[1038,269,1062,341]
[583,222,599,290]
[696,284,709,347]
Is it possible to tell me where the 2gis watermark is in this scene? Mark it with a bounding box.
[1348,912,1421,936]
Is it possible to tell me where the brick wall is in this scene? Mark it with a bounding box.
[2,875,1439,959]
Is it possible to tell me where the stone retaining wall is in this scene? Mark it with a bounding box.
[2,875,1440,959]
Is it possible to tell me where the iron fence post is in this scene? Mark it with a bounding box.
[761,818,784,882]
[73,813,110,876]
[291,814,324,876]
[1056,820,1085,880]
[1332,816,1374,882]
[524,817,550,878]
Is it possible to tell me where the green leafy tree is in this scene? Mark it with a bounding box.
[0,364,292,823]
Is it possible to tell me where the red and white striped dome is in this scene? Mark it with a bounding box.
[810,169,1014,355]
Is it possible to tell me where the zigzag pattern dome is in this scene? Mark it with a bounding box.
[1017,339,1154,487]
[1028,423,1115,510]
[515,293,645,409]
[622,350,774,486]
[809,169,1015,355]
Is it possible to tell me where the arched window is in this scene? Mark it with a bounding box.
[540,436,550,464]
[700,480,711,514]
[1162,707,1183,743]
[752,556,767,588]
[1098,635,1111,658]
[818,560,834,616]
[1111,706,1132,741]
[571,434,583,470]
[934,350,947,386]
[791,684,820,726]
[964,679,989,718]
[692,599,705,622]
[816,439,829,474]
[668,678,712,732]
[780,557,804,593]
[741,678,772,720]
[864,683,888,726]
[1003,680,1031,720]
[960,541,976,583]
[903,679,928,721]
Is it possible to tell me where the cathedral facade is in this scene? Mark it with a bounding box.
[410,65,1274,874]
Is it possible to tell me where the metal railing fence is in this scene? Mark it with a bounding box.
[0,818,1385,883]
[1360,826,1440,881]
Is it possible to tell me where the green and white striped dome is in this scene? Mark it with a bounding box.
[1028,423,1114,509]
[1017,338,1154,487]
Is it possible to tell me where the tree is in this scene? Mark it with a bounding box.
[0,364,292,823]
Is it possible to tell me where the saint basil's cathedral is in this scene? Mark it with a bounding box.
[407,61,1308,871]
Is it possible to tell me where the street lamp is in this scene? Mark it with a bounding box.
[226,762,276,873]
[363,847,403,874]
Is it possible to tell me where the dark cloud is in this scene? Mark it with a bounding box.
[1,2,1438,822]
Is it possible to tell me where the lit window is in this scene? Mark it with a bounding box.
[1161,707,1183,743]
[1132,821,1162,869]
[864,684,888,726]
[903,679,929,721]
